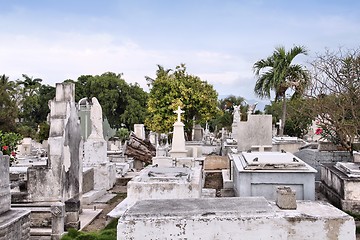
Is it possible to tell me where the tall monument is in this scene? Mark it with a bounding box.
[169,106,188,158]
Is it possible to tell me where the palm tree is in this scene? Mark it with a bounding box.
[253,45,309,136]
[145,64,172,87]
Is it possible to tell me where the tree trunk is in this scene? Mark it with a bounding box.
[186,130,192,141]
[279,96,287,136]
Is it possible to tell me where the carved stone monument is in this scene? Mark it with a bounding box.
[193,124,203,142]
[83,97,116,191]
[26,83,83,230]
[169,107,188,158]
[232,105,241,140]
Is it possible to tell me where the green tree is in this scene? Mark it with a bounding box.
[120,83,148,130]
[15,75,55,138]
[253,45,309,136]
[265,98,312,138]
[70,72,148,129]
[211,95,246,131]
[16,75,43,129]
[0,74,18,132]
[146,64,220,140]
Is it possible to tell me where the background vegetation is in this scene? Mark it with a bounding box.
[0,46,359,152]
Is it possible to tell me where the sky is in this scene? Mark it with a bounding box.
[1,0,360,105]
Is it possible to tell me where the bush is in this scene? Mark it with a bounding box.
[61,219,118,240]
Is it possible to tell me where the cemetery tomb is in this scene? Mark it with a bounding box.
[231,151,317,200]
[107,165,202,218]
[118,197,355,240]
[0,153,31,240]
[321,162,360,213]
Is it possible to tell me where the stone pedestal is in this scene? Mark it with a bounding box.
[0,153,31,240]
[276,186,297,209]
[93,163,116,191]
[0,155,10,215]
[51,202,65,240]
[193,124,203,141]
[169,121,188,158]
[65,198,80,230]
[134,124,145,140]
[84,138,107,166]
[231,122,238,140]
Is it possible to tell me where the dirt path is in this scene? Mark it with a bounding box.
[82,184,127,232]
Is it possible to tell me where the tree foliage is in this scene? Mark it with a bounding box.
[0,74,18,132]
[305,48,360,151]
[253,45,309,136]
[265,98,312,138]
[210,95,246,131]
[146,64,220,140]
[15,74,55,138]
[70,72,148,130]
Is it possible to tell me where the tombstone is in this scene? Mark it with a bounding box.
[193,124,203,141]
[26,83,83,230]
[0,152,31,239]
[169,107,188,158]
[149,131,158,147]
[18,137,32,156]
[134,124,145,140]
[83,97,116,191]
[237,114,272,152]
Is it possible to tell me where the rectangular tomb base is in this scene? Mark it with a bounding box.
[118,197,355,240]
[0,209,31,240]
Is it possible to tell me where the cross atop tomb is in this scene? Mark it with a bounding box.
[174,106,184,122]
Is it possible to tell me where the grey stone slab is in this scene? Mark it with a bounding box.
[124,197,273,219]
[93,193,117,203]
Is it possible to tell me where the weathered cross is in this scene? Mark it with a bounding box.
[174,106,184,122]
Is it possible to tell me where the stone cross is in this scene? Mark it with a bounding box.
[174,106,184,122]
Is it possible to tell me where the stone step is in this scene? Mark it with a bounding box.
[30,227,51,240]
[82,189,106,205]
[79,208,103,230]
[93,193,117,204]
[220,188,235,197]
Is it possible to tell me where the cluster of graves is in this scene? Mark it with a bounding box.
[0,82,359,239]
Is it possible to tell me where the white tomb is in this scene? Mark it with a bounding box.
[108,165,202,218]
[118,197,355,240]
[321,160,360,213]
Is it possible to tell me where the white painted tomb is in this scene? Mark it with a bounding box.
[108,165,202,218]
[118,197,355,240]
[231,151,317,200]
